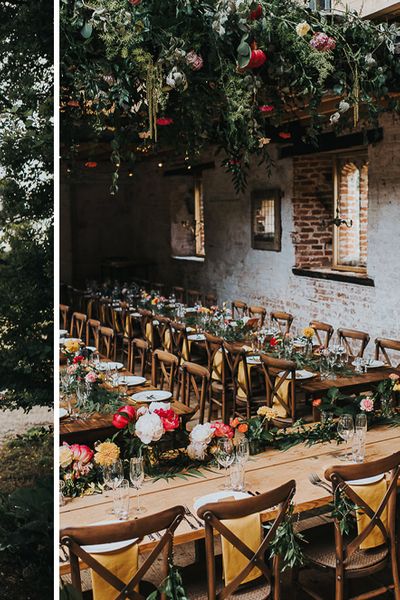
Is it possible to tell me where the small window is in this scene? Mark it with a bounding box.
[171,177,205,259]
[251,189,282,251]
[333,153,368,272]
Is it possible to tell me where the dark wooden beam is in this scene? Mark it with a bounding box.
[279,128,383,158]
[163,161,215,177]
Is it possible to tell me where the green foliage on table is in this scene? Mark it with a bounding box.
[0,0,53,411]
[60,0,400,193]
[266,502,306,570]
[76,386,122,414]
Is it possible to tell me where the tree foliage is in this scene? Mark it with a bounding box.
[0,0,53,410]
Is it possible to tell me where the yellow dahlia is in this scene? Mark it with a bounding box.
[94,442,121,467]
[303,327,315,339]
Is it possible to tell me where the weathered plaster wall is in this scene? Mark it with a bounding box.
[61,114,400,347]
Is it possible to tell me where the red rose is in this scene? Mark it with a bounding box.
[269,337,278,347]
[112,405,136,429]
[85,161,97,168]
[259,105,274,113]
[312,398,322,407]
[247,48,267,69]
[73,355,84,364]
[156,117,173,126]
[249,4,262,20]
[154,408,179,431]
[129,0,141,4]
[278,132,291,140]
[211,421,234,439]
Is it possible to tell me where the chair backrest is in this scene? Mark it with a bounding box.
[204,293,217,308]
[325,452,400,570]
[151,282,165,295]
[205,333,230,423]
[248,305,267,327]
[60,304,69,330]
[309,320,334,348]
[170,321,190,363]
[337,328,370,358]
[99,301,114,328]
[172,286,185,303]
[197,480,296,600]
[112,307,127,336]
[152,349,178,393]
[153,317,172,352]
[375,337,400,368]
[260,354,297,422]
[61,505,185,600]
[270,311,293,335]
[70,312,87,339]
[224,341,253,419]
[180,361,210,424]
[124,313,140,340]
[187,289,203,305]
[231,300,248,320]
[86,318,100,349]
[99,326,115,359]
[130,338,149,376]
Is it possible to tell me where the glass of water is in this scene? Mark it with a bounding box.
[113,479,130,520]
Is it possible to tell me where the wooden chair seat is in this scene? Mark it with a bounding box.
[302,522,389,572]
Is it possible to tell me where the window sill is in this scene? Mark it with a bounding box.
[171,255,205,263]
[292,267,374,287]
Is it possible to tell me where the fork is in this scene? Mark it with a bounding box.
[308,473,331,493]
[184,504,202,528]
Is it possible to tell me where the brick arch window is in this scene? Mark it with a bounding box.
[333,153,368,272]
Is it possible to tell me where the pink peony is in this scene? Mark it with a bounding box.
[211,421,234,439]
[156,117,173,126]
[154,408,179,431]
[259,105,274,113]
[360,396,374,413]
[310,32,336,52]
[186,50,204,71]
[85,371,98,384]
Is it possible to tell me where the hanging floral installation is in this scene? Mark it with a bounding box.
[61,0,400,191]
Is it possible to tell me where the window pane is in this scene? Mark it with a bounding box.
[254,198,275,242]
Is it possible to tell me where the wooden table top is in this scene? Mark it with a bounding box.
[298,365,397,397]
[60,425,400,574]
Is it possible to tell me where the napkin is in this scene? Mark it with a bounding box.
[90,543,138,600]
[351,478,388,550]
[272,379,290,418]
[221,513,262,586]
[145,322,153,346]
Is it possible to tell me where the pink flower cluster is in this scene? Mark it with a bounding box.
[62,442,94,478]
[210,421,234,439]
[186,50,203,71]
[360,396,374,413]
[310,32,336,52]
[153,408,180,431]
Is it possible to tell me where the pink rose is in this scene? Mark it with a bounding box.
[186,50,203,71]
[259,105,274,113]
[211,421,234,439]
[389,373,399,380]
[70,443,93,464]
[85,371,98,384]
[66,364,78,375]
[310,32,336,52]
[156,117,173,126]
[360,396,374,413]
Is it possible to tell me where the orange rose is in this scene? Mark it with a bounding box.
[231,417,240,428]
[312,398,322,407]
[238,423,248,433]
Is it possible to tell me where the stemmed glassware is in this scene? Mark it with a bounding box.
[337,414,354,461]
[118,376,129,399]
[216,437,235,489]
[102,459,124,513]
[130,457,145,513]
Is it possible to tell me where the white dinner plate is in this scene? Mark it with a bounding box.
[86,346,97,353]
[116,375,146,387]
[59,337,81,345]
[97,361,124,371]
[246,355,261,365]
[130,312,141,317]
[83,519,138,554]
[193,491,251,515]
[131,390,172,403]
[281,369,316,380]
[347,474,384,486]
[352,359,385,369]
[186,327,196,332]
[293,339,306,347]
[188,334,206,341]
[185,307,197,313]
[59,329,68,337]
[59,408,68,419]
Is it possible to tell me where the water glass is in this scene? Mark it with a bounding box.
[118,376,129,399]
[216,437,235,489]
[337,414,354,461]
[103,458,124,510]
[319,355,331,380]
[130,457,145,513]
[352,430,366,463]
[355,413,368,433]
[354,357,366,374]
[113,479,130,520]
[236,437,250,465]
[230,461,245,491]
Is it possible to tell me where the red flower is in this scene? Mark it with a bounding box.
[269,337,278,347]
[85,161,97,168]
[278,132,291,140]
[156,117,173,126]
[247,48,267,69]
[112,405,136,429]
[312,398,322,407]
[154,408,179,431]
[67,100,79,107]
[129,0,141,4]
[73,355,84,364]
[211,421,234,439]
[229,159,241,166]
[259,105,274,113]
[249,3,262,20]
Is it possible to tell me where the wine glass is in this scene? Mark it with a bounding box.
[337,414,354,461]
[118,376,129,399]
[236,437,250,465]
[216,437,235,489]
[130,457,145,513]
[102,459,124,513]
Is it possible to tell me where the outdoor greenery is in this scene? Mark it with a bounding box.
[61,0,400,191]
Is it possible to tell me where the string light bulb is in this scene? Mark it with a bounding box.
[158,162,163,168]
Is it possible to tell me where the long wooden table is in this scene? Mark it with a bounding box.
[60,425,400,575]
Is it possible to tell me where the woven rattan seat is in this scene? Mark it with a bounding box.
[303,523,388,572]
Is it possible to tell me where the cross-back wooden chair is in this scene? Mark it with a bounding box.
[204,293,218,308]
[375,337,400,368]
[187,289,203,305]
[295,452,400,600]
[60,304,70,331]
[171,286,185,303]
[248,305,267,327]
[180,361,210,424]
[99,326,116,360]
[151,349,178,394]
[130,338,149,377]
[153,317,173,353]
[231,300,248,320]
[138,309,160,353]
[310,320,334,349]
[270,311,293,335]
[196,480,296,600]
[224,342,265,420]
[70,312,87,339]
[122,313,141,370]
[60,505,185,600]
[84,297,95,320]
[99,301,114,328]
[337,328,370,358]
[86,318,100,349]
[205,333,232,423]
[259,354,297,425]
[170,321,205,365]
[71,288,85,312]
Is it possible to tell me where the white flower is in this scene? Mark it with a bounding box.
[136,406,148,417]
[190,422,214,445]
[365,53,376,67]
[296,22,311,37]
[166,67,187,89]
[330,111,341,125]
[59,445,73,468]
[135,412,164,444]
[149,401,171,413]
[187,442,208,461]
[338,100,350,113]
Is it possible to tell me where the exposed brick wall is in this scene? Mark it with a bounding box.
[292,155,333,268]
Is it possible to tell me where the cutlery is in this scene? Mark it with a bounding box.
[308,473,331,493]
[147,533,156,541]
[184,504,202,528]
[183,514,197,530]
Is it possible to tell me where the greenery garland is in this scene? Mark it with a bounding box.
[61,0,400,192]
